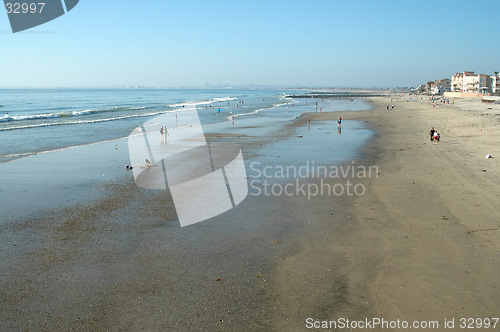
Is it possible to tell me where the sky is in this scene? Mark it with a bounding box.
[0,0,499,88]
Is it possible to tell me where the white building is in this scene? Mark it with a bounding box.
[490,73,499,94]
[451,71,490,93]
[432,78,451,95]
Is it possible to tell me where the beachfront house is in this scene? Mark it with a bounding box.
[451,71,491,93]
[431,78,451,95]
[490,72,499,94]
[424,78,451,95]
[417,84,426,93]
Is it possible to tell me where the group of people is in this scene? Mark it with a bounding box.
[429,127,440,144]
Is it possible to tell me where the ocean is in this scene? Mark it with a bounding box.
[0,88,371,162]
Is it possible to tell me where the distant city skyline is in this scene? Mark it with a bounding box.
[1,0,499,88]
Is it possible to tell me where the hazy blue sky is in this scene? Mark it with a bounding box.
[1,0,499,88]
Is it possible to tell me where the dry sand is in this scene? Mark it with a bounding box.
[1,95,499,331]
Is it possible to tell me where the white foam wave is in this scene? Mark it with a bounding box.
[224,103,284,121]
[0,111,93,122]
[168,96,237,108]
[113,106,147,110]
[0,106,148,123]
[0,114,13,122]
[0,108,190,131]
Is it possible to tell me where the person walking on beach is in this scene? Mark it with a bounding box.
[337,116,342,127]
[160,126,165,144]
[429,127,435,142]
[160,126,168,144]
[433,131,440,145]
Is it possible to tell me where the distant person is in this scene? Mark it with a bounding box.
[337,116,342,127]
[429,127,435,142]
[387,105,389,111]
[433,131,440,144]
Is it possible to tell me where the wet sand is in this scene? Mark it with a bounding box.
[0,104,366,331]
[1,95,500,331]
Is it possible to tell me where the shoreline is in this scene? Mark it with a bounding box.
[2,95,499,330]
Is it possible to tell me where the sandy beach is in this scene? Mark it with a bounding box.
[1,95,500,331]
[269,95,500,330]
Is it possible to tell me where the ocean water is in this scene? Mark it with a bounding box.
[0,88,370,162]
[0,89,273,160]
[0,88,374,220]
